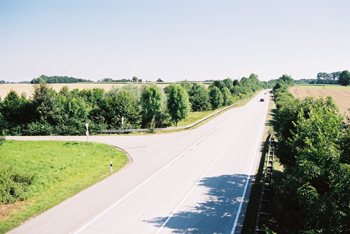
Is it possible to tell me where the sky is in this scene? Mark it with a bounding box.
[0,0,349,82]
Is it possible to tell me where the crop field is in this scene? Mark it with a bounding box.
[0,83,171,99]
[290,86,350,116]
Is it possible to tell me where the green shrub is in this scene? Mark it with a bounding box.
[0,165,35,204]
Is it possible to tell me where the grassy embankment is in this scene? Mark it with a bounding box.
[241,93,283,233]
[0,141,127,234]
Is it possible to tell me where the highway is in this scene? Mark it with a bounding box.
[8,91,270,234]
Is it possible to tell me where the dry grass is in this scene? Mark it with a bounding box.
[290,86,350,117]
[0,83,171,99]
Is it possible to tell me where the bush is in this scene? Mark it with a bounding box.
[0,165,35,204]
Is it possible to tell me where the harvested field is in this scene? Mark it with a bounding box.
[290,86,350,117]
[0,83,170,99]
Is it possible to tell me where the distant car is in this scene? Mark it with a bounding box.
[260,98,264,102]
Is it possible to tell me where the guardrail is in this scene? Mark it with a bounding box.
[255,133,275,234]
[92,93,259,134]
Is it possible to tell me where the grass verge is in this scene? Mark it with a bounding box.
[0,140,128,234]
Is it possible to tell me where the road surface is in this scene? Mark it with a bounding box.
[7,91,270,234]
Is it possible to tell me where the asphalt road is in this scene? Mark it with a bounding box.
[7,91,270,234]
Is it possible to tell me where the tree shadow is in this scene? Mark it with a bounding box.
[267,109,278,128]
[145,174,252,234]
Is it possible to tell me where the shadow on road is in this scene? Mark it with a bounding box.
[145,174,252,234]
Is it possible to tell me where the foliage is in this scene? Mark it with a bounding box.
[101,78,132,82]
[0,74,269,135]
[316,71,341,84]
[31,75,92,84]
[221,87,234,106]
[166,84,190,126]
[180,80,192,93]
[189,83,212,112]
[141,84,163,128]
[211,80,226,90]
[339,70,350,87]
[101,90,141,129]
[270,79,350,233]
[132,76,139,82]
[209,86,223,109]
[0,165,35,204]
[223,78,233,90]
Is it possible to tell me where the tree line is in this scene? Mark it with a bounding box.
[269,75,350,232]
[0,74,274,136]
[31,75,93,84]
[294,70,350,86]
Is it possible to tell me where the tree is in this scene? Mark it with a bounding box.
[167,84,190,126]
[141,85,162,128]
[209,86,223,109]
[189,83,212,112]
[223,78,233,90]
[221,87,233,106]
[156,78,164,82]
[233,79,240,86]
[102,90,141,129]
[132,76,139,82]
[211,80,226,90]
[180,80,192,93]
[339,70,350,86]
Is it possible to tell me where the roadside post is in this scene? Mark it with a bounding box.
[85,123,89,144]
[122,116,124,128]
[110,161,113,173]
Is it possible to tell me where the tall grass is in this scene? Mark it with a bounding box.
[0,140,127,233]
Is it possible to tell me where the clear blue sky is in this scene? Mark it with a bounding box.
[1,0,349,82]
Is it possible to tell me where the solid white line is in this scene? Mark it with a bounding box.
[230,93,270,234]
[155,96,258,234]
[72,95,251,234]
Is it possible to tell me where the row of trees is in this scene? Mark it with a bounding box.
[31,75,93,84]
[0,74,274,136]
[270,75,350,232]
[293,70,350,86]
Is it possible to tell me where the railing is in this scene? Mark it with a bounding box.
[93,94,256,134]
[255,133,275,234]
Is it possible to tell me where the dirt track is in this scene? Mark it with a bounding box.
[290,87,350,117]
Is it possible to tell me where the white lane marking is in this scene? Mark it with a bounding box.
[230,93,270,234]
[72,93,256,234]
[155,96,259,234]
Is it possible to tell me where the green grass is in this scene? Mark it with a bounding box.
[0,140,128,234]
[295,84,350,89]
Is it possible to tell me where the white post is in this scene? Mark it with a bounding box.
[85,123,89,144]
[122,116,124,127]
[110,161,113,173]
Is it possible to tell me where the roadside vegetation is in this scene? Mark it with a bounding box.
[266,75,350,233]
[0,74,275,136]
[0,140,127,234]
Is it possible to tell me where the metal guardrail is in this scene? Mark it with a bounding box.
[93,94,256,134]
[255,133,275,234]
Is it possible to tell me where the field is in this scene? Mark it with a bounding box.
[0,141,127,233]
[290,85,350,116]
[0,83,171,99]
